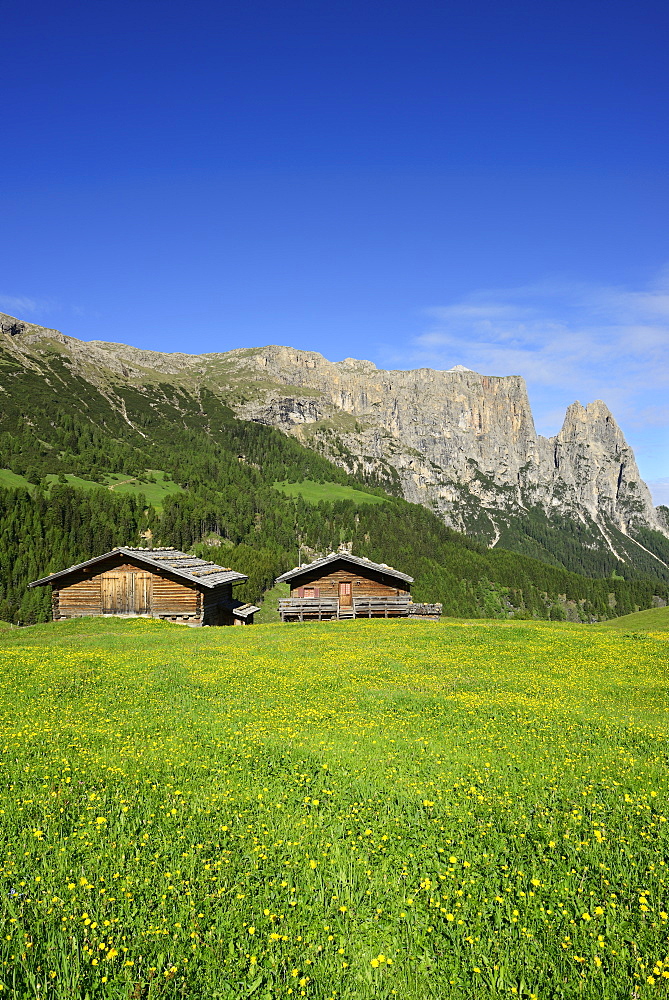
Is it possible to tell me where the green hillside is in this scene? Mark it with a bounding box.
[596,605,669,631]
[0,468,34,490]
[3,475,667,626]
[1,617,668,998]
[1,334,668,625]
[101,470,183,507]
[274,479,387,505]
[494,504,669,584]
[0,468,181,508]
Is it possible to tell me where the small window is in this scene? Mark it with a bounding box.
[304,588,315,599]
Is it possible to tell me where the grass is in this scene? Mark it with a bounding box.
[0,616,668,998]
[0,469,114,494]
[46,474,109,492]
[101,470,182,508]
[0,469,33,490]
[274,480,387,506]
[596,605,669,632]
[254,581,290,624]
[0,469,182,509]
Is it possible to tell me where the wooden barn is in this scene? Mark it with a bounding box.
[276,551,441,621]
[28,547,260,626]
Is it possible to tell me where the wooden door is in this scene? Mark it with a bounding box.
[101,572,152,614]
[338,581,352,607]
[101,573,124,613]
[132,573,152,614]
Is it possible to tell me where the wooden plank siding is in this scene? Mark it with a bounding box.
[202,584,234,626]
[290,567,408,600]
[152,576,200,617]
[353,595,411,618]
[54,562,203,622]
[279,597,339,621]
[34,548,255,626]
[56,577,102,617]
[281,563,412,622]
[100,572,152,615]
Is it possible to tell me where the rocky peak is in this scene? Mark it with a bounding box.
[1,312,666,563]
[224,348,667,546]
[552,400,657,530]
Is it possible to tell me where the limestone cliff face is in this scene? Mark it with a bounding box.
[1,316,665,548]
[233,348,536,512]
[550,401,657,526]
[218,346,666,543]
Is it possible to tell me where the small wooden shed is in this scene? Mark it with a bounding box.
[29,546,260,626]
[276,551,417,621]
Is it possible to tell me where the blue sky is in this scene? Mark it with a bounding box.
[2,0,667,500]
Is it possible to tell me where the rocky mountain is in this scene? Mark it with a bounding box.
[2,313,668,577]
[225,346,665,545]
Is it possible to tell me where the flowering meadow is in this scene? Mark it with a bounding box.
[0,617,668,999]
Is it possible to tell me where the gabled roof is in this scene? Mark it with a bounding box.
[275,551,413,585]
[29,547,248,589]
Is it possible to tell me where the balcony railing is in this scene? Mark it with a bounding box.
[278,596,441,622]
[279,597,338,621]
[351,596,410,618]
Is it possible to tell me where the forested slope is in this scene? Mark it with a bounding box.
[3,480,666,625]
[1,339,668,624]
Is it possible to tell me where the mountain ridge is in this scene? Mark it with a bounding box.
[2,313,668,580]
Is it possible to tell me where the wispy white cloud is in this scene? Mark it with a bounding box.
[632,404,669,428]
[649,479,669,507]
[379,269,669,480]
[0,294,65,319]
[0,295,95,325]
[0,294,42,315]
[425,302,535,321]
[414,281,668,393]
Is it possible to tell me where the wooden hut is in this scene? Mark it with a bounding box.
[276,551,441,621]
[28,546,259,626]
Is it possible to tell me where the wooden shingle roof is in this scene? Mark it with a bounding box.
[29,547,248,589]
[223,599,260,619]
[275,551,413,585]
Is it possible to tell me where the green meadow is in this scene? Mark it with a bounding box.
[273,481,387,506]
[0,469,182,509]
[596,605,669,632]
[0,617,668,999]
[100,471,182,509]
[0,470,35,492]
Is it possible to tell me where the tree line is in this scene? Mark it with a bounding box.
[1,482,666,625]
[1,343,667,624]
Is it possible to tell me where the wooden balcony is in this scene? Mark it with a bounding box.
[352,596,410,618]
[278,596,441,622]
[279,598,339,621]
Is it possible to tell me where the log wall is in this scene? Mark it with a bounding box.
[202,585,234,626]
[55,578,102,618]
[152,576,199,617]
[290,567,408,600]
[49,556,243,625]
